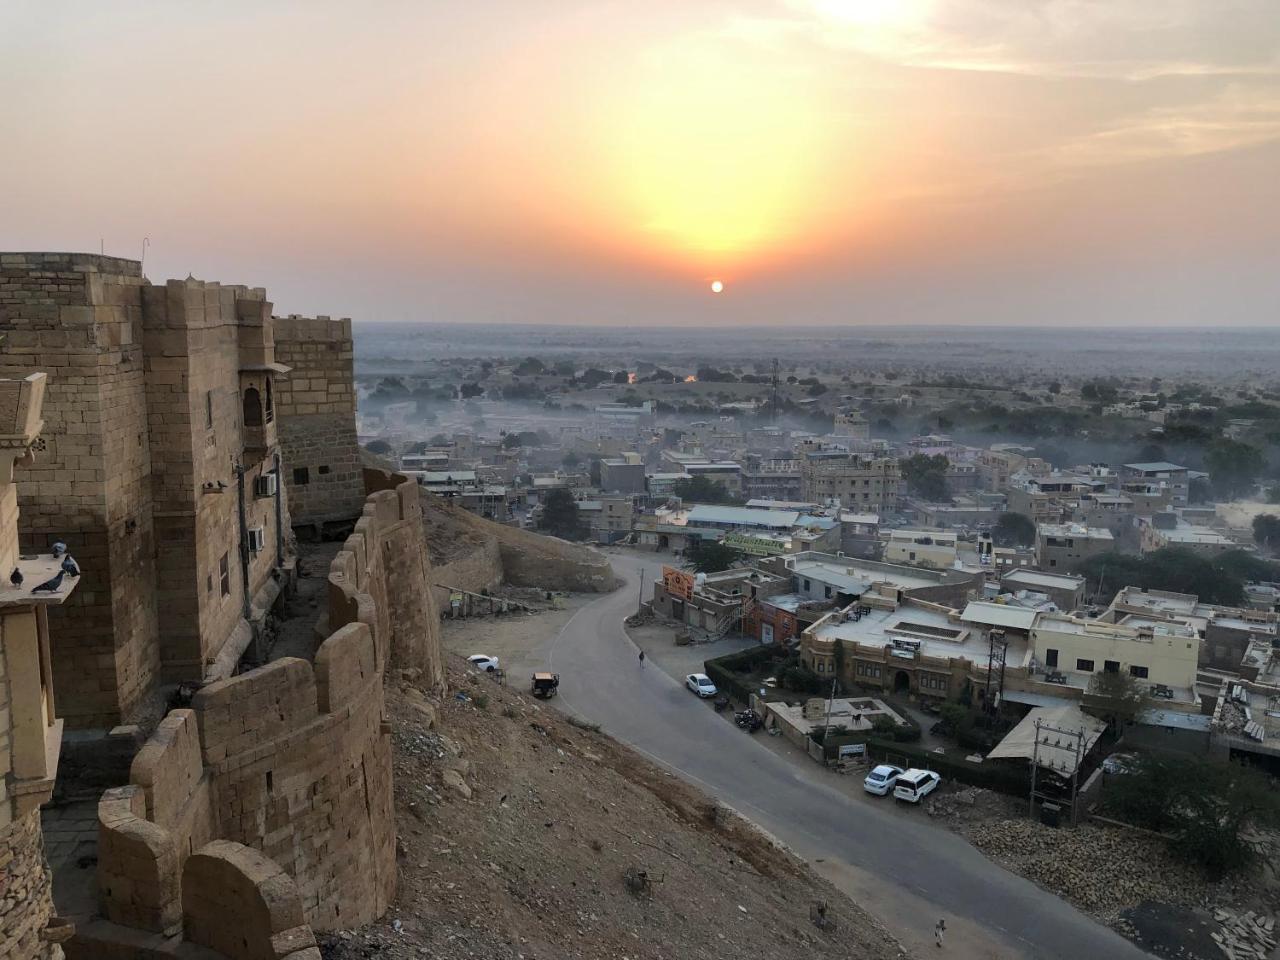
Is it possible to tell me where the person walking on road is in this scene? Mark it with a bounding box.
[638,650,645,668]
[934,918,946,948]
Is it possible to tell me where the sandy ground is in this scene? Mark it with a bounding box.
[318,658,914,960]
[440,596,596,688]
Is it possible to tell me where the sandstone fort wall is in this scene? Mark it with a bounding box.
[84,477,442,957]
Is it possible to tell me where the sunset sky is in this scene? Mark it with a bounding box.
[2,1,1278,326]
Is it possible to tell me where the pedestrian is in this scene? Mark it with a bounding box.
[638,650,646,668]
[934,918,946,948]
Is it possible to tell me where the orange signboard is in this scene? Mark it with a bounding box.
[662,566,695,601]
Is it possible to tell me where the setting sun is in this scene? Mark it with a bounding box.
[710,280,724,293]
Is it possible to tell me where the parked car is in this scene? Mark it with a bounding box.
[863,764,905,796]
[685,673,718,698]
[893,769,941,803]
[466,654,500,673]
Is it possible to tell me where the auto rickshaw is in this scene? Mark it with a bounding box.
[531,672,560,698]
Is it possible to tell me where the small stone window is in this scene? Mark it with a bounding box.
[294,467,310,486]
[243,386,263,427]
[219,553,230,597]
[265,377,274,423]
[318,465,331,475]
[205,390,214,429]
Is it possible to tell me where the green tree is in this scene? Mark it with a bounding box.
[513,357,545,376]
[684,539,741,574]
[500,433,522,449]
[428,433,450,445]
[612,369,629,384]
[364,440,393,456]
[538,489,584,541]
[901,453,950,501]
[562,451,582,468]
[1206,438,1265,499]
[672,474,739,504]
[992,512,1036,548]
[1076,548,1246,606]
[459,382,484,399]
[1253,514,1280,551]
[1106,754,1280,879]
[1083,668,1151,736]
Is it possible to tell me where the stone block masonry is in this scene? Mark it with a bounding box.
[0,809,64,960]
[273,315,364,534]
[80,475,444,957]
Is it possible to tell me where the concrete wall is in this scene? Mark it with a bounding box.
[86,477,443,956]
[273,317,364,532]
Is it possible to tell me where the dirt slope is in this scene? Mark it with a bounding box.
[319,658,911,960]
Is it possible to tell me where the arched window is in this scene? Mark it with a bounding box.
[265,377,274,423]
[243,386,263,427]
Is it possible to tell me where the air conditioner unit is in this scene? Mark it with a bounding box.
[253,474,278,498]
[247,526,267,553]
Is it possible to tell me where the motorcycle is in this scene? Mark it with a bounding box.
[734,709,763,733]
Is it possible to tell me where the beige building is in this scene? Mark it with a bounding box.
[0,253,309,730]
[832,410,870,440]
[883,529,959,569]
[1035,522,1114,571]
[273,315,366,535]
[0,373,76,959]
[800,452,901,511]
[1030,613,1199,696]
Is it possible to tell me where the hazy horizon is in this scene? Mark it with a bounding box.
[3,1,1278,327]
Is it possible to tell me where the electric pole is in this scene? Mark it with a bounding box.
[770,358,780,424]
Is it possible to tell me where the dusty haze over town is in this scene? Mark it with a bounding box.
[4,4,1280,960]
[3,0,1279,327]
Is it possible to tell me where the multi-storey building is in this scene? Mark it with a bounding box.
[0,372,75,959]
[1035,522,1114,571]
[0,253,305,730]
[1120,461,1190,506]
[799,452,901,511]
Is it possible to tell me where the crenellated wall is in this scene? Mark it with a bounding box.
[81,476,442,958]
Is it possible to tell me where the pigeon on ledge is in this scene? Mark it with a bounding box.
[8,568,21,588]
[31,570,64,594]
[61,555,80,578]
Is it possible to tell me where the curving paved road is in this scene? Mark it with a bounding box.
[549,552,1150,960]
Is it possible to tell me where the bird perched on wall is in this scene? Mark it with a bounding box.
[31,570,64,594]
[51,540,67,557]
[61,555,80,578]
[8,568,21,588]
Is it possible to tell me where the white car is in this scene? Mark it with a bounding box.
[685,673,718,698]
[893,769,941,803]
[466,654,500,673]
[863,764,904,796]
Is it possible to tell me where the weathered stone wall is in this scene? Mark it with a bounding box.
[0,252,161,728]
[86,476,442,955]
[182,842,321,960]
[0,809,62,960]
[429,537,503,608]
[273,316,364,532]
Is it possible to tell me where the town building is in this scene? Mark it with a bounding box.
[1138,513,1238,556]
[831,410,870,440]
[599,456,647,494]
[883,529,960,569]
[1120,461,1190,506]
[1035,522,1114,571]
[999,569,1087,613]
[1,373,76,959]
[740,457,803,501]
[0,253,302,731]
[799,452,901,512]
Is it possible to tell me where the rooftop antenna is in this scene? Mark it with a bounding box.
[140,236,150,277]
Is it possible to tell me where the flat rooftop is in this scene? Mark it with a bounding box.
[813,602,1028,665]
[1112,587,1199,617]
[787,557,941,594]
[1038,523,1114,540]
[686,505,799,528]
[1001,569,1085,591]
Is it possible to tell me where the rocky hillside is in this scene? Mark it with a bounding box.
[319,658,911,960]
[419,491,617,593]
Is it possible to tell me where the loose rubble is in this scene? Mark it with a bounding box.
[320,656,913,960]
